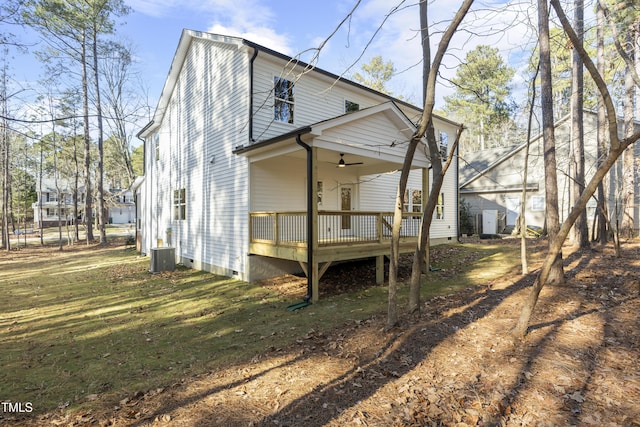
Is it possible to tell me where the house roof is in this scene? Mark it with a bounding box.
[458,112,582,188]
[37,178,76,193]
[459,144,523,186]
[138,29,459,139]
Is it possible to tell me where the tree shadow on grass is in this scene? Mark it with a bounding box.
[147,272,537,426]
[258,277,540,426]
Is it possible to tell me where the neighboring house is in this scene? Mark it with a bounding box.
[33,179,136,228]
[136,30,460,301]
[107,188,135,224]
[460,110,639,236]
[32,178,76,228]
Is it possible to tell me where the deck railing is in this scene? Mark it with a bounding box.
[249,211,423,247]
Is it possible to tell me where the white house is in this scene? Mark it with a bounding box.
[33,178,136,228]
[136,30,460,300]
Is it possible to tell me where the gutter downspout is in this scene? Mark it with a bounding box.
[135,132,147,254]
[248,48,259,143]
[136,120,153,255]
[296,134,313,303]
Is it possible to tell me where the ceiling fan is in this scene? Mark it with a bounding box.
[336,153,363,168]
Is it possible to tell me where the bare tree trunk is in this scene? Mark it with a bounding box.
[388,0,474,326]
[39,136,44,245]
[571,0,589,249]
[622,31,636,239]
[596,1,608,245]
[1,74,9,252]
[73,136,79,242]
[92,28,107,245]
[520,62,540,275]
[513,0,640,338]
[410,125,462,313]
[539,0,564,286]
[82,31,94,243]
[407,0,432,315]
[406,0,473,315]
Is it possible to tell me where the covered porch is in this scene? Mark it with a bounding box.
[249,210,424,291]
[234,102,432,301]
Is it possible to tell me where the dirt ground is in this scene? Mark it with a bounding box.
[16,240,640,426]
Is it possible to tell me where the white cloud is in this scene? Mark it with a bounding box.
[207,24,292,56]
[128,0,293,55]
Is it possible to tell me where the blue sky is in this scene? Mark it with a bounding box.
[8,0,547,122]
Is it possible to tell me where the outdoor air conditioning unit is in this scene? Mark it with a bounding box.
[150,247,175,273]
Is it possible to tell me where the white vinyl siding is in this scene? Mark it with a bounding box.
[146,38,250,276]
[251,55,413,142]
[358,123,459,240]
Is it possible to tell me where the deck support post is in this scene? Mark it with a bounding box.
[311,262,319,302]
[376,255,384,285]
[296,134,319,302]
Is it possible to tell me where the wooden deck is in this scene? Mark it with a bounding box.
[249,211,423,300]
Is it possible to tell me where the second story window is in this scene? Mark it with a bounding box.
[439,131,448,157]
[274,77,294,124]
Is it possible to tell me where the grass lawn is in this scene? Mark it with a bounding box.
[0,239,521,416]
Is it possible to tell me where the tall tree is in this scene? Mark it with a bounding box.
[602,0,640,239]
[571,0,589,248]
[513,0,640,338]
[0,52,9,251]
[102,41,139,186]
[539,0,564,285]
[595,0,608,244]
[443,45,514,152]
[23,0,95,242]
[388,0,474,328]
[352,56,395,95]
[88,0,130,244]
[24,0,130,244]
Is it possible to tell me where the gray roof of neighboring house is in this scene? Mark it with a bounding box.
[458,144,523,186]
[37,177,76,193]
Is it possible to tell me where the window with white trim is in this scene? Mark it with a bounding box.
[173,188,186,220]
[439,131,449,157]
[403,189,423,213]
[274,77,294,123]
[531,196,545,211]
[154,134,160,162]
[435,192,445,219]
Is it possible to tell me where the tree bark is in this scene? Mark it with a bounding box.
[571,0,589,249]
[520,62,540,275]
[388,0,474,325]
[596,1,608,244]
[92,26,107,244]
[539,0,564,285]
[621,31,636,239]
[513,0,640,338]
[82,30,94,243]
